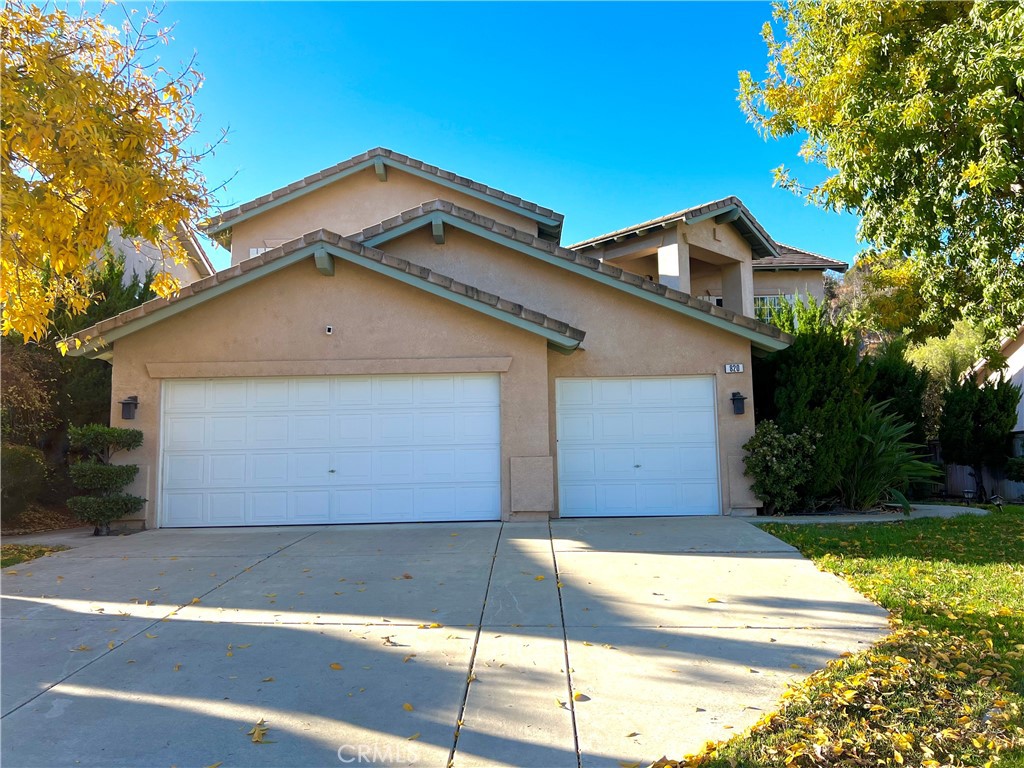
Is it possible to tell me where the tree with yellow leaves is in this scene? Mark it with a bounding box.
[1,1,218,348]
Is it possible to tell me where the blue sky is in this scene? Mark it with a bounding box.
[152,2,860,270]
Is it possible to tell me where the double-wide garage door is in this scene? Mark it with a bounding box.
[161,374,501,527]
[556,376,720,517]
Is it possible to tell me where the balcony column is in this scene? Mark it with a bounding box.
[721,260,754,317]
[657,228,690,293]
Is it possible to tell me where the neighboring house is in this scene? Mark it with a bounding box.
[570,208,847,322]
[105,225,215,287]
[955,327,1024,502]
[72,147,804,530]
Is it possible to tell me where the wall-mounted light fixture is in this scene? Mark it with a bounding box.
[730,391,747,415]
[119,395,139,420]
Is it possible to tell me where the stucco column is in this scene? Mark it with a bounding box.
[657,229,690,293]
[721,260,754,318]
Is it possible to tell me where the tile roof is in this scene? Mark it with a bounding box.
[347,199,792,349]
[763,243,848,272]
[567,197,780,259]
[202,147,564,238]
[71,229,585,356]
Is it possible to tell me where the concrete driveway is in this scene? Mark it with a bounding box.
[1,518,888,767]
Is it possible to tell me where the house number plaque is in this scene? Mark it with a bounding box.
[724,363,744,373]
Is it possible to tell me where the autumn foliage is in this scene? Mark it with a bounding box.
[0,1,215,345]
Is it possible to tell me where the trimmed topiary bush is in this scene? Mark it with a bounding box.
[1,444,48,524]
[67,425,145,535]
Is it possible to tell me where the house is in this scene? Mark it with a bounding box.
[968,326,1024,501]
[570,208,846,321]
[71,147,815,529]
[106,225,215,287]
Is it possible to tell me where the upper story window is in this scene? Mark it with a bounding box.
[754,294,793,322]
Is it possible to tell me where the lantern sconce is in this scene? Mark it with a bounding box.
[120,395,139,420]
[730,391,747,415]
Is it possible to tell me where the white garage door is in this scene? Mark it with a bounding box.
[160,374,501,527]
[556,376,720,517]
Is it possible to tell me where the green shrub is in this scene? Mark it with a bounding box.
[68,462,139,494]
[1007,457,1024,483]
[1,444,48,522]
[68,425,143,460]
[836,401,942,511]
[743,421,819,515]
[67,494,146,524]
[865,339,929,447]
[772,321,875,503]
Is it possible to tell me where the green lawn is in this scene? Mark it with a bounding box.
[681,506,1024,768]
[1,544,67,568]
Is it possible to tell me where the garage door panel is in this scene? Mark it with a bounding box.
[556,376,720,517]
[250,492,288,522]
[251,454,289,484]
[335,378,373,406]
[333,489,372,522]
[207,492,245,524]
[209,454,246,485]
[164,493,204,524]
[211,380,247,409]
[292,490,330,522]
[597,447,637,476]
[211,416,248,447]
[164,455,204,488]
[252,379,290,408]
[162,375,500,527]
[165,381,206,411]
[166,417,205,450]
[292,415,331,446]
[560,448,597,479]
[335,414,373,444]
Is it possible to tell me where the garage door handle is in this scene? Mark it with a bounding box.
[634,464,641,468]
[328,469,336,474]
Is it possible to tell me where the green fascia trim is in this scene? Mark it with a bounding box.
[368,213,788,352]
[75,242,581,357]
[205,158,560,236]
[684,205,777,259]
[73,249,314,357]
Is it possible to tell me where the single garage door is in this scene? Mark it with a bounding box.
[161,374,501,527]
[556,376,720,517]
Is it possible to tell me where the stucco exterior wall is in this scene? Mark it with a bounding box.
[108,229,205,287]
[693,269,827,302]
[228,167,542,266]
[108,258,552,528]
[382,227,760,515]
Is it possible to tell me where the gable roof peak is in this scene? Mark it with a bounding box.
[202,147,564,242]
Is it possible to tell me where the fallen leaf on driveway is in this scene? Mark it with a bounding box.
[107,641,115,650]
[407,732,421,741]
[204,762,223,768]
[191,597,201,604]
[174,664,182,672]
[620,762,641,768]
[330,663,344,670]
[237,644,251,649]
[247,718,270,743]
[534,575,545,581]
[573,692,590,702]
[626,732,640,737]
[401,573,413,579]
[262,677,274,683]
[707,597,722,603]
[71,645,92,652]
[402,702,414,712]
[403,654,416,663]
[145,633,158,639]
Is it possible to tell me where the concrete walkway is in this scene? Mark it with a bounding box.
[1,518,888,767]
